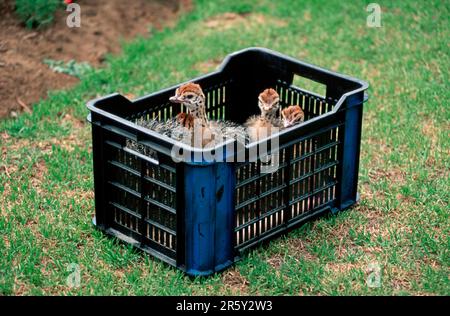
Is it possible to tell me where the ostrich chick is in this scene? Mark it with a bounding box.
[169,82,215,148]
[281,105,305,128]
[244,88,281,142]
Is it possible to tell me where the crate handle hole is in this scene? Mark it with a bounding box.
[292,74,326,98]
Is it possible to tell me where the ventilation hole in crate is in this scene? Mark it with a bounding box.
[276,80,335,122]
[222,105,226,119]
[207,91,211,109]
[216,88,221,107]
[292,75,326,99]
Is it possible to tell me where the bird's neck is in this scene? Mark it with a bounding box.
[188,100,208,126]
[261,111,277,121]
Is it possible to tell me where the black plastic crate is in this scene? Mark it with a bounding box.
[87,47,368,276]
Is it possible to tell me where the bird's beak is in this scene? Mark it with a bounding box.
[169,95,183,103]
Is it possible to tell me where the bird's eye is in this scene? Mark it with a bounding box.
[186,95,194,99]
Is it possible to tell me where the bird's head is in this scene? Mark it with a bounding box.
[281,105,305,128]
[169,82,205,114]
[258,88,280,117]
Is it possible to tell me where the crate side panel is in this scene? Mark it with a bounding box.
[234,122,342,251]
[101,130,178,262]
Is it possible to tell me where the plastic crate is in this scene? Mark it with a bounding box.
[86,47,368,276]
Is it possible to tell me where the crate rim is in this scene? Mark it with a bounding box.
[86,47,369,156]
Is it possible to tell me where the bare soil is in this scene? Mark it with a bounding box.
[0,0,192,118]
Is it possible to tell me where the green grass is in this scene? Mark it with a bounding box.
[1,0,449,295]
[14,0,62,29]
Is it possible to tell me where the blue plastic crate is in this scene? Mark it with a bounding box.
[86,47,369,276]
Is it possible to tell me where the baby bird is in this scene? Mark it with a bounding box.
[175,112,195,129]
[169,82,215,148]
[281,105,305,128]
[244,88,282,142]
[132,82,248,149]
[170,83,207,125]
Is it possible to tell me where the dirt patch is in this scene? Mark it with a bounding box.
[420,118,449,162]
[266,254,284,270]
[364,137,393,162]
[421,118,439,139]
[0,0,192,118]
[0,122,90,189]
[303,10,312,22]
[386,265,419,292]
[65,188,94,202]
[202,12,287,33]
[368,168,406,186]
[54,129,91,153]
[204,12,246,30]
[324,262,363,275]
[30,159,48,195]
[287,239,319,262]
[222,269,250,295]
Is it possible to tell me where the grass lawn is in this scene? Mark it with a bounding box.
[0,0,448,295]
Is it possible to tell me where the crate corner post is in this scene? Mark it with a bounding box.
[336,91,368,212]
[183,161,235,276]
[90,116,108,231]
